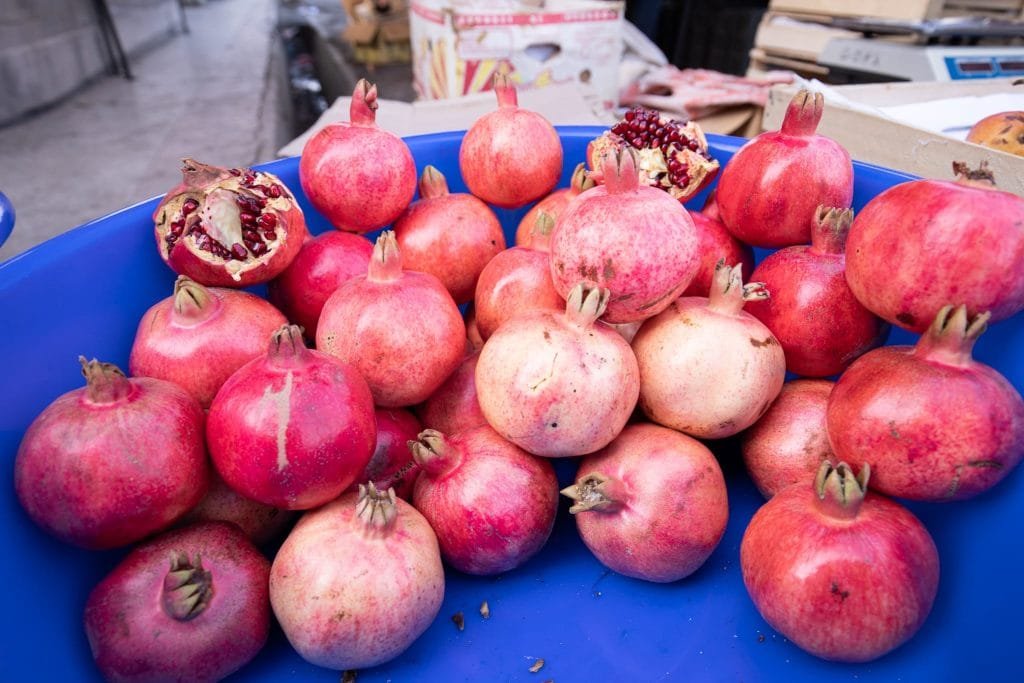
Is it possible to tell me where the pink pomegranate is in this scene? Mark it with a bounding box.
[702,188,721,221]
[179,471,296,546]
[459,73,563,209]
[562,423,728,583]
[549,148,700,324]
[474,211,564,340]
[347,407,423,500]
[742,379,835,499]
[14,357,208,549]
[475,284,640,457]
[826,305,1024,501]
[632,261,786,439]
[845,161,1024,332]
[717,90,854,247]
[744,206,889,376]
[317,231,466,407]
[267,231,373,339]
[514,163,594,246]
[465,306,484,353]
[410,427,558,575]
[129,275,287,407]
[741,461,939,662]
[299,79,416,232]
[270,484,444,670]
[682,209,755,297]
[393,165,505,304]
[84,522,270,682]
[153,158,307,287]
[207,324,376,510]
[417,350,488,436]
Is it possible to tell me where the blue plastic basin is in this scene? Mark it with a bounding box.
[1,128,1021,681]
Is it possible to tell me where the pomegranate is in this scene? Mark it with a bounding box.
[179,471,296,546]
[716,90,854,247]
[632,261,786,439]
[299,79,416,233]
[474,211,564,340]
[702,188,721,221]
[475,284,640,457]
[129,275,287,407]
[514,163,594,246]
[317,231,466,407]
[741,461,939,662]
[14,357,208,550]
[826,305,1024,501]
[742,379,835,499]
[682,209,755,297]
[464,306,485,353]
[207,324,376,510]
[153,158,306,287]
[587,106,719,202]
[270,484,444,670]
[410,427,558,575]
[562,423,728,583]
[393,165,505,304]
[417,350,488,436]
[744,206,889,377]
[266,231,373,339]
[459,72,563,209]
[347,407,423,500]
[966,110,1024,157]
[549,147,700,324]
[84,522,270,682]
[845,161,1024,332]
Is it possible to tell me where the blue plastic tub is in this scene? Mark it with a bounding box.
[1,128,1021,681]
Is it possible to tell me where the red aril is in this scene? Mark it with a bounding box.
[514,163,594,246]
[417,349,488,436]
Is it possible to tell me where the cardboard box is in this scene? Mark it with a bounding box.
[408,0,624,108]
[341,0,412,65]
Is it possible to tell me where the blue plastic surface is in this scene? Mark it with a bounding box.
[0,191,13,249]
[1,128,1022,682]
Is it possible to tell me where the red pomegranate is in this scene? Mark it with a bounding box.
[178,472,296,546]
[417,350,488,436]
[348,407,422,500]
[682,209,755,297]
[514,163,594,246]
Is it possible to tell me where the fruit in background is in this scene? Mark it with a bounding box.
[299,79,416,233]
[459,72,563,209]
[845,161,1024,332]
[716,89,854,248]
[476,284,639,458]
[514,163,595,246]
[267,231,373,339]
[207,325,376,510]
[682,209,755,298]
[741,462,939,663]
[178,471,296,546]
[966,110,1024,157]
[347,408,422,501]
[270,485,444,670]
[562,423,728,583]
[130,276,288,408]
[410,427,558,575]
[742,379,835,499]
[632,261,786,439]
[418,350,488,436]
[317,231,466,407]
[393,165,505,304]
[744,206,889,377]
[549,147,700,324]
[827,305,1024,502]
[14,357,208,550]
[84,522,271,683]
[153,158,307,287]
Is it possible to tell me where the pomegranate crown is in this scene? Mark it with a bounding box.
[781,89,824,137]
[493,71,518,108]
[350,79,379,127]
[408,429,458,477]
[814,460,868,519]
[418,165,450,200]
[565,283,611,329]
[914,304,990,366]
[709,260,769,315]
[952,160,997,190]
[162,552,213,621]
[356,483,398,529]
[811,205,854,254]
[560,473,626,514]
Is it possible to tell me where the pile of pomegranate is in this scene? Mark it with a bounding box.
[12,77,1024,679]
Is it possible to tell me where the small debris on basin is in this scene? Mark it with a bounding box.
[480,601,490,619]
[529,658,545,673]
[341,670,357,683]
[452,611,465,631]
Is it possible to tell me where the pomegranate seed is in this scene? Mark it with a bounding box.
[624,109,635,121]
[268,184,282,198]
[611,123,625,135]
[251,241,268,256]
[262,230,276,241]
[652,136,663,148]
[230,243,247,260]
[688,139,699,151]
[257,213,277,229]
[243,229,259,241]
[181,199,199,215]
[239,212,257,226]
[195,234,210,250]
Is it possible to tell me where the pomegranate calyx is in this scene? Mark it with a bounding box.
[570,162,596,195]
[811,206,853,255]
[268,324,308,365]
[162,552,213,621]
[408,429,461,477]
[560,473,626,514]
[418,165,450,200]
[601,148,640,195]
[952,160,997,189]
[565,284,610,329]
[79,357,134,404]
[914,304,990,367]
[781,89,824,138]
[179,157,232,191]
[172,276,218,321]
[814,460,868,519]
[350,79,379,127]
[356,482,398,530]
[368,231,403,282]
[493,72,518,109]
[708,261,769,315]
[527,211,555,251]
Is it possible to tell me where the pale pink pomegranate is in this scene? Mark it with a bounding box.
[178,471,296,546]
[514,163,595,246]
[563,423,728,583]
[153,158,306,287]
[682,209,755,297]
[299,79,416,232]
[14,357,208,549]
[741,462,939,662]
[549,148,700,324]
[459,73,563,209]
[393,165,505,304]
[827,305,1024,501]
[347,407,422,500]
[417,350,488,436]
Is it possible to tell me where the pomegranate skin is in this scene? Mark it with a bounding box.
[179,471,296,546]
[347,407,422,500]
[411,427,559,575]
[514,162,594,246]
[845,164,1024,332]
[741,464,939,663]
[84,522,271,683]
[130,276,288,408]
[14,358,208,550]
[682,210,755,297]
[826,306,1024,501]
[299,80,416,233]
[564,424,728,583]
[741,379,835,499]
[717,90,853,248]
[459,73,563,209]
[266,231,373,339]
[966,110,1024,157]
[417,350,488,436]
